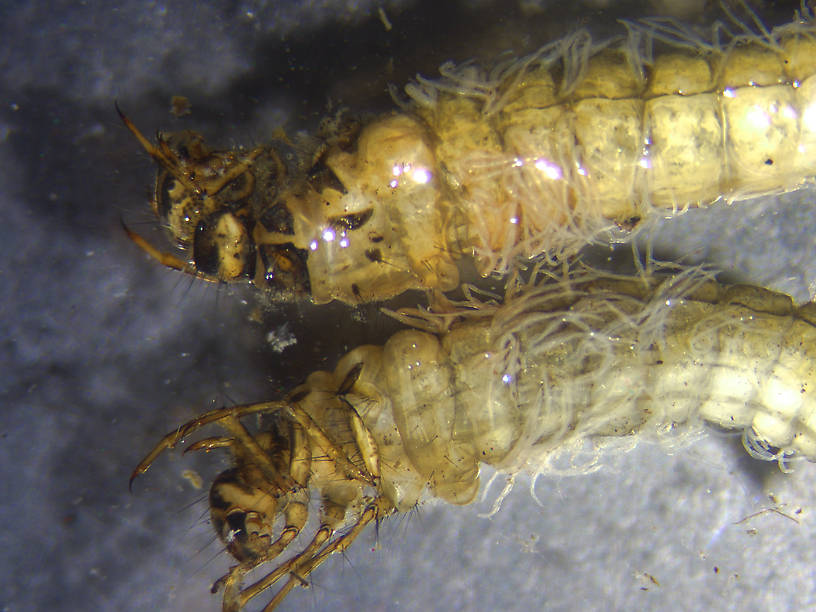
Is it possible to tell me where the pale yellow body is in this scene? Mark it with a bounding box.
[287,18,816,302]
[286,271,816,514]
[255,114,462,303]
[132,267,816,610]
[407,25,816,275]
[127,9,816,611]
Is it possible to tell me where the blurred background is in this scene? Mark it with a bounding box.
[3,1,816,610]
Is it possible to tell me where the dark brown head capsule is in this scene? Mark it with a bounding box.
[209,468,278,562]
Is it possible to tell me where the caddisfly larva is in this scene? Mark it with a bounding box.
[121,3,816,304]
[131,265,816,611]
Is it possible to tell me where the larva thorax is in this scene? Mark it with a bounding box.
[132,267,816,610]
[123,8,816,304]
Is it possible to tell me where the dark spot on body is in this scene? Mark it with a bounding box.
[337,362,364,394]
[619,215,641,230]
[329,208,373,231]
[309,162,347,195]
[258,243,309,297]
[193,219,221,275]
[155,172,176,220]
[288,389,309,403]
[259,202,295,235]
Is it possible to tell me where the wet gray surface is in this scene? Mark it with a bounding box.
[3,1,816,611]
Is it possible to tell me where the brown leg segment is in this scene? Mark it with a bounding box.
[129,401,289,489]
[121,220,215,281]
[223,497,394,612]
[264,498,394,611]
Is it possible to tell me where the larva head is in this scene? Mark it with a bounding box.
[150,130,268,284]
[118,109,271,285]
[122,115,313,296]
[152,135,312,295]
[209,467,279,562]
[207,422,309,564]
[152,131,216,245]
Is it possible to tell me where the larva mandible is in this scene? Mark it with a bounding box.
[122,3,816,305]
[132,263,816,612]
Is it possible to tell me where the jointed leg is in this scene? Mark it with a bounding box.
[262,498,394,611]
[225,496,393,612]
[122,220,213,281]
[116,103,197,192]
[130,400,289,488]
[226,522,331,611]
[218,490,311,612]
[184,436,234,452]
[117,104,263,197]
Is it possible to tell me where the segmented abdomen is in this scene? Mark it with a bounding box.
[404,19,816,274]
[296,270,816,510]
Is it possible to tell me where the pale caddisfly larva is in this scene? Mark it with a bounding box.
[131,265,816,611]
[121,3,816,305]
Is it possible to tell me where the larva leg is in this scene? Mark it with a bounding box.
[229,527,332,612]
[118,105,263,204]
[120,220,211,282]
[116,104,198,194]
[132,378,392,611]
[265,499,391,611]
[286,401,376,485]
[129,400,288,487]
[229,498,392,612]
[184,436,234,452]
